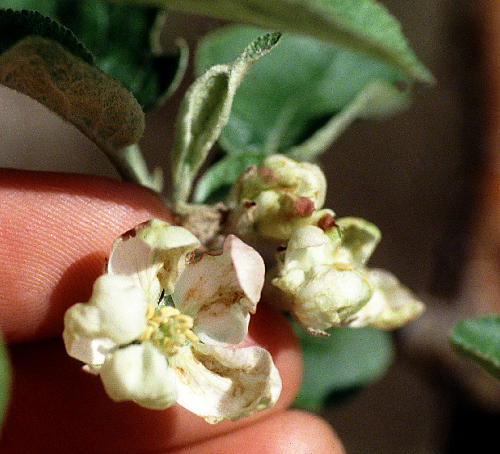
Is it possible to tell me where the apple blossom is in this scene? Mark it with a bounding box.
[63,220,281,423]
[227,154,335,241]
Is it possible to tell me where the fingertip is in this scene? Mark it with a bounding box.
[171,409,346,454]
[0,169,173,343]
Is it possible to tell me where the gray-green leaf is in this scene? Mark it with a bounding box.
[170,32,282,205]
[449,315,500,381]
[0,35,145,158]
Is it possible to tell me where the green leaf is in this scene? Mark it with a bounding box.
[0,332,11,431]
[118,0,433,82]
[286,79,410,161]
[170,31,282,205]
[53,1,187,110]
[192,26,410,202]
[293,322,394,411]
[450,315,500,381]
[0,8,93,64]
[0,0,56,17]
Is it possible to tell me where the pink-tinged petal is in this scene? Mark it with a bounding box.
[172,235,265,345]
[100,343,178,410]
[108,220,200,298]
[169,344,281,424]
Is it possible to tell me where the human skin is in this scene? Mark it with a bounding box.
[0,169,344,454]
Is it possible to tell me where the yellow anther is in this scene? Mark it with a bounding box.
[139,303,199,355]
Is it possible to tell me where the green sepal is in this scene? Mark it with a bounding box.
[450,315,500,381]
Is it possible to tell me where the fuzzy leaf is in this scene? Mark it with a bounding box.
[171,32,282,204]
[450,315,500,381]
[118,0,433,82]
[0,35,145,156]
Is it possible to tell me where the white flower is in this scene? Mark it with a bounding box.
[63,220,281,423]
[227,154,335,241]
[272,218,424,335]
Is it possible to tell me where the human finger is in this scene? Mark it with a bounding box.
[170,410,345,454]
[0,168,173,343]
[0,169,303,452]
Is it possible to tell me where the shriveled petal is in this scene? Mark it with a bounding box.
[108,220,200,297]
[169,344,281,424]
[100,343,178,410]
[63,274,148,346]
[334,217,381,267]
[173,235,265,345]
[274,265,373,332]
[346,269,425,329]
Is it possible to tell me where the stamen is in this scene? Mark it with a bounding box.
[139,304,199,355]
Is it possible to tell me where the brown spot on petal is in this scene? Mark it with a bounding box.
[293,197,315,217]
[243,200,257,209]
[257,166,278,184]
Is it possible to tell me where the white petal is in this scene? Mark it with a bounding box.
[173,235,265,345]
[170,344,281,423]
[108,220,200,297]
[100,343,178,410]
[283,225,336,271]
[281,266,373,332]
[62,332,116,367]
[63,274,148,346]
[347,269,425,329]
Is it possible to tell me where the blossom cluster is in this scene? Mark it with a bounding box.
[227,155,424,336]
[63,155,424,423]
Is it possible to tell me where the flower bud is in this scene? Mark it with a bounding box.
[227,155,333,241]
[272,219,424,334]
